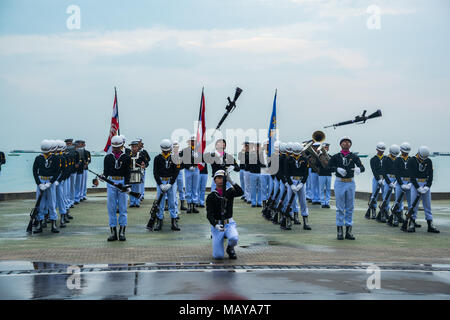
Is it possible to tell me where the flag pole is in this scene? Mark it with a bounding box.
[115,86,120,136]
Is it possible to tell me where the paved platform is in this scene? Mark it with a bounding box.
[0,192,449,266]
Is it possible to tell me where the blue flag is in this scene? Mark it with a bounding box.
[268,89,277,156]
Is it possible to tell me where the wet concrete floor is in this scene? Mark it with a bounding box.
[0,261,449,300]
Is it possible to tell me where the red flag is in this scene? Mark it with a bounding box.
[104,87,120,153]
[196,88,206,170]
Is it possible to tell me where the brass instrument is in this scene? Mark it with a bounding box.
[301,131,325,172]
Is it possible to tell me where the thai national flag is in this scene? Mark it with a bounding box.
[104,87,120,153]
[196,88,206,170]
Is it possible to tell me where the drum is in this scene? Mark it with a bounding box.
[130,170,142,184]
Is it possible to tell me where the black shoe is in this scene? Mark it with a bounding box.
[70,205,74,208]
[271,211,279,224]
[186,203,192,213]
[119,226,126,241]
[41,220,47,229]
[171,218,180,231]
[33,221,43,234]
[63,214,71,223]
[293,212,301,225]
[226,245,237,259]
[67,212,74,220]
[371,208,377,219]
[199,204,205,208]
[146,217,155,231]
[280,216,291,230]
[192,203,199,213]
[107,227,118,241]
[345,226,355,240]
[307,199,312,203]
[80,198,84,202]
[154,218,163,231]
[60,216,66,228]
[180,200,187,211]
[129,204,135,208]
[241,196,245,200]
[407,219,416,233]
[401,218,409,232]
[246,201,251,204]
[74,201,79,205]
[337,226,344,240]
[397,213,404,224]
[303,216,311,230]
[427,220,440,233]
[164,199,168,211]
[414,222,422,228]
[251,205,256,208]
[324,205,330,208]
[386,214,393,226]
[256,204,262,208]
[312,201,321,205]
[51,220,60,233]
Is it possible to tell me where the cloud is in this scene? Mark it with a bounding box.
[0,23,369,69]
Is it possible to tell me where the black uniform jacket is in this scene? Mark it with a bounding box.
[370,155,385,180]
[208,151,240,177]
[33,154,59,185]
[327,152,365,178]
[408,155,433,189]
[285,155,309,185]
[394,155,410,185]
[153,153,180,186]
[103,152,131,185]
[382,155,397,184]
[206,183,244,227]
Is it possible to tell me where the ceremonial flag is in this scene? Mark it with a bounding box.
[104,87,120,153]
[268,89,277,156]
[196,88,206,170]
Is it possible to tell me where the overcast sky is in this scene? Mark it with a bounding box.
[0,0,449,154]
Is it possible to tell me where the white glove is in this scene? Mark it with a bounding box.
[401,184,409,191]
[389,182,395,189]
[54,181,59,187]
[378,179,385,186]
[215,224,225,232]
[160,184,168,192]
[189,166,196,172]
[44,182,51,189]
[227,165,235,174]
[407,183,412,190]
[296,183,304,192]
[337,168,347,177]
[126,187,131,193]
[353,167,361,175]
[39,183,46,191]
[285,182,289,189]
[421,186,430,194]
[290,184,296,192]
[166,183,172,191]
[226,174,235,185]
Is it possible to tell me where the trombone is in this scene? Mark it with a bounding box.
[301,131,325,172]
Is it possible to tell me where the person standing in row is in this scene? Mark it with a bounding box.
[128,140,147,208]
[32,140,60,234]
[81,140,91,201]
[172,141,187,211]
[368,142,386,219]
[248,142,264,208]
[406,146,439,233]
[260,140,273,209]
[197,158,208,208]
[181,136,200,214]
[102,136,131,241]
[137,139,151,200]
[393,142,412,224]
[237,142,248,201]
[153,139,180,231]
[318,143,332,209]
[208,139,240,190]
[327,136,365,240]
[0,150,5,177]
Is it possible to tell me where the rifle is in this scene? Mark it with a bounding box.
[271,185,288,224]
[88,169,141,199]
[211,87,243,137]
[388,190,405,226]
[365,184,381,219]
[376,183,394,223]
[26,190,45,233]
[401,193,422,232]
[280,188,297,230]
[263,183,281,221]
[324,109,382,129]
[146,192,165,230]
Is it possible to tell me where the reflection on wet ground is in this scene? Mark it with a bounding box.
[0,261,449,300]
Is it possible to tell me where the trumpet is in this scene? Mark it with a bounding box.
[301,131,325,172]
